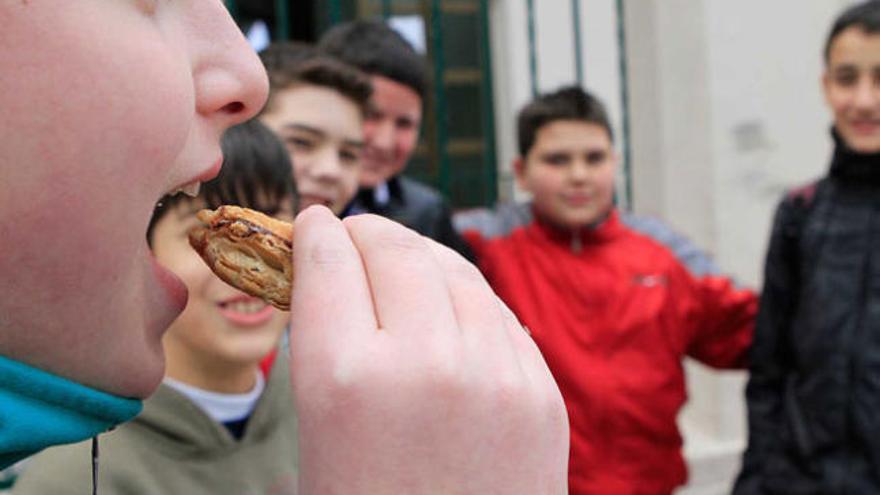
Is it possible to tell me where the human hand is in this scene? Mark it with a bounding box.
[288,206,569,495]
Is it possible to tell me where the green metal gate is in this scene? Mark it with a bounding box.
[227,0,498,209]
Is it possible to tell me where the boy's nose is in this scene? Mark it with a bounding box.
[311,149,343,180]
[569,161,592,181]
[852,77,880,109]
[191,2,270,127]
[367,119,395,153]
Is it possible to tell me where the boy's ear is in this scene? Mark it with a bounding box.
[512,157,528,190]
[821,69,832,107]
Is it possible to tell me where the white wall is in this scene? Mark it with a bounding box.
[488,0,855,493]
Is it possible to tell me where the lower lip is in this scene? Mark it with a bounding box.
[362,156,384,169]
[565,197,591,207]
[850,121,880,135]
[218,303,276,327]
[150,253,188,315]
[199,157,224,182]
[299,195,332,210]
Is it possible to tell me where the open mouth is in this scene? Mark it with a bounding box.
[148,159,223,315]
[219,298,269,314]
[167,180,202,198]
[217,296,276,326]
[162,157,223,203]
[298,193,334,210]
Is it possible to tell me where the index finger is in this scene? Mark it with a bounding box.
[290,206,377,349]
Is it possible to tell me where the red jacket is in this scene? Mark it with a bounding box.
[463,208,757,495]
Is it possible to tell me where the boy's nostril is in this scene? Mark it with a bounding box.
[223,101,245,114]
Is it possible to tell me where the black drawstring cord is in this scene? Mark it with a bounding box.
[91,436,99,495]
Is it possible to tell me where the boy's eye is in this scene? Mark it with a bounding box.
[340,149,361,165]
[833,68,858,87]
[365,108,383,121]
[287,136,314,151]
[586,151,607,165]
[542,153,570,166]
[395,117,417,130]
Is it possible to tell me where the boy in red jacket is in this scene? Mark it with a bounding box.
[462,86,758,495]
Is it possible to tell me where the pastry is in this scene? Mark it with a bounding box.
[188,205,293,311]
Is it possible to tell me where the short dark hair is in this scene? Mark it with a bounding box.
[259,41,373,116]
[147,119,297,244]
[825,1,880,62]
[517,85,613,156]
[318,19,427,103]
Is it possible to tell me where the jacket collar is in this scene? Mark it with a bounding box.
[133,354,292,453]
[354,176,405,212]
[527,206,623,253]
[0,355,142,469]
[830,127,880,186]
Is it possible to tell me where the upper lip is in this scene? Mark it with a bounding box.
[217,294,264,306]
[166,156,223,197]
[565,193,591,201]
[299,192,334,205]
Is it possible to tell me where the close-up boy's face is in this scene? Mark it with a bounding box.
[150,201,291,391]
[515,120,617,231]
[361,75,423,187]
[261,85,364,215]
[0,1,267,397]
[823,26,880,153]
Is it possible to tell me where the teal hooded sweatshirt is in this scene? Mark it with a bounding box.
[0,354,142,469]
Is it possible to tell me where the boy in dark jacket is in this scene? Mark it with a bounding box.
[461,86,758,495]
[318,20,475,261]
[734,2,880,493]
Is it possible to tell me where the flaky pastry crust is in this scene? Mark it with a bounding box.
[188,205,293,311]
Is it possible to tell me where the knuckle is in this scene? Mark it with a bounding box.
[419,346,468,398]
[540,384,570,431]
[380,230,428,258]
[446,255,486,285]
[346,214,428,257]
[304,241,350,272]
[487,370,529,409]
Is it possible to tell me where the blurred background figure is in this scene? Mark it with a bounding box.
[318,19,477,261]
[259,41,372,217]
[461,85,757,495]
[735,2,880,493]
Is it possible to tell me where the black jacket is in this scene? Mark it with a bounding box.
[735,131,880,494]
[347,175,475,262]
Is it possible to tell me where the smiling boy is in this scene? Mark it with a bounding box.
[735,2,880,493]
[462,86,758,495]
[318,20,475,260]
[259,42,371,217]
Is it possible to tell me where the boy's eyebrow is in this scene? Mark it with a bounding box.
[283,123,326,137]
[284,123,365,148]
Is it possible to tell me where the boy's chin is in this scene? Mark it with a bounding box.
[552,210,612,231]
[109,356,167,399]
[70,349,166,400]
